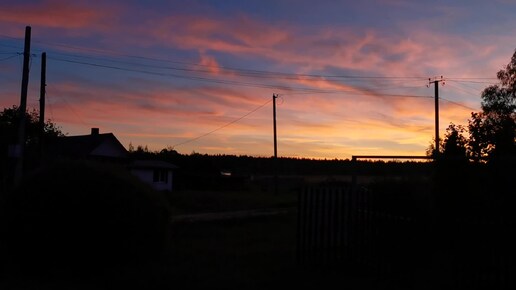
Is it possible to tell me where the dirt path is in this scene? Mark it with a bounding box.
[169,207,293,223]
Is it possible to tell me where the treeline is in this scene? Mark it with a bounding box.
[129,146,433,177]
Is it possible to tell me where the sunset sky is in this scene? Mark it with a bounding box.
[1,0,514,159]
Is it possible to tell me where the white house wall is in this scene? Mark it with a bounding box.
[130,168,173,192]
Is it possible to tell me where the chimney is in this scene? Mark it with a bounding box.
[91,128,99,135]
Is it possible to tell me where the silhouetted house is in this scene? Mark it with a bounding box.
[47,128,128,162]
[129,160,178,192]
[47,128,178,191]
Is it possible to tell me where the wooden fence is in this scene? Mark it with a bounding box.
[296,184,516,289]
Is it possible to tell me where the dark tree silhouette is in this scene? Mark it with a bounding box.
[468,49,516,161]
[442,123,468,161]
[426,123,468,160]
[1,106,64,189]
[0,105,64,145]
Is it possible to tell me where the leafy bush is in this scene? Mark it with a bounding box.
[1,160,171,277]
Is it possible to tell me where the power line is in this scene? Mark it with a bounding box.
[46,84,94,129]
[281,90,432,99]
[0,42,23,50]
[1,34,503,84]
[9,39,433,98]
[48,56,302,91]
[445,82,483,97]
[1,34,111,55]
[439,97,478,111]
[47,51,303,80]
[0,53,20,62]
[0,34,430,81]
[45,49,431,82]
[172,98,273,148]
[447,77,497,80]
[48,56,435,98]
[447,79,498,84]
[40,41,423,79]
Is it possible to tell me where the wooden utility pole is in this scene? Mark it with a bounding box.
[14,26,32,186]
[429,76,444,155]
[39,52,46,163]
[273,94,278,195]
[273,94,278,159]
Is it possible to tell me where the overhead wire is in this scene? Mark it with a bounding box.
[0,42,23,50]
[46,84,94,129]
[439,97,478,111]
[1,34,500,83]
[447,79,498,84]
[445,82,483,97]
[446,77,497,80]
[447,80,495,95]
[28,37,495,85]
[0,34,430,81]
[1,33,491,150]
[47,56,435,98]
[0,53,20,62]
[39,42,424,79]
[48,56,317,92]
[43,49,432,82]
[11,37,442,147]
[4,34,487,105]
[172,98,273,148]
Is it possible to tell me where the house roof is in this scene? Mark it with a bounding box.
[130,160,178,170]
[48,132,128,159]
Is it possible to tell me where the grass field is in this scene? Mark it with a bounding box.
[137,211,381,290]
[165,186,299,215]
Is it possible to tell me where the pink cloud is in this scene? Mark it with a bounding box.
[139,10,516,87]
[198,53,221,74]
[0,0,113,30]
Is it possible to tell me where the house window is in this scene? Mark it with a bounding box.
[153,169,168,183]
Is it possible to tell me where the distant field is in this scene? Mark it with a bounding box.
[166,173,433,215]
[165,188,298,215]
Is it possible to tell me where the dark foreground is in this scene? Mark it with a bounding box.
[0,209,396,290]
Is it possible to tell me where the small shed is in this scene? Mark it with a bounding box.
[130,160,178,192]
